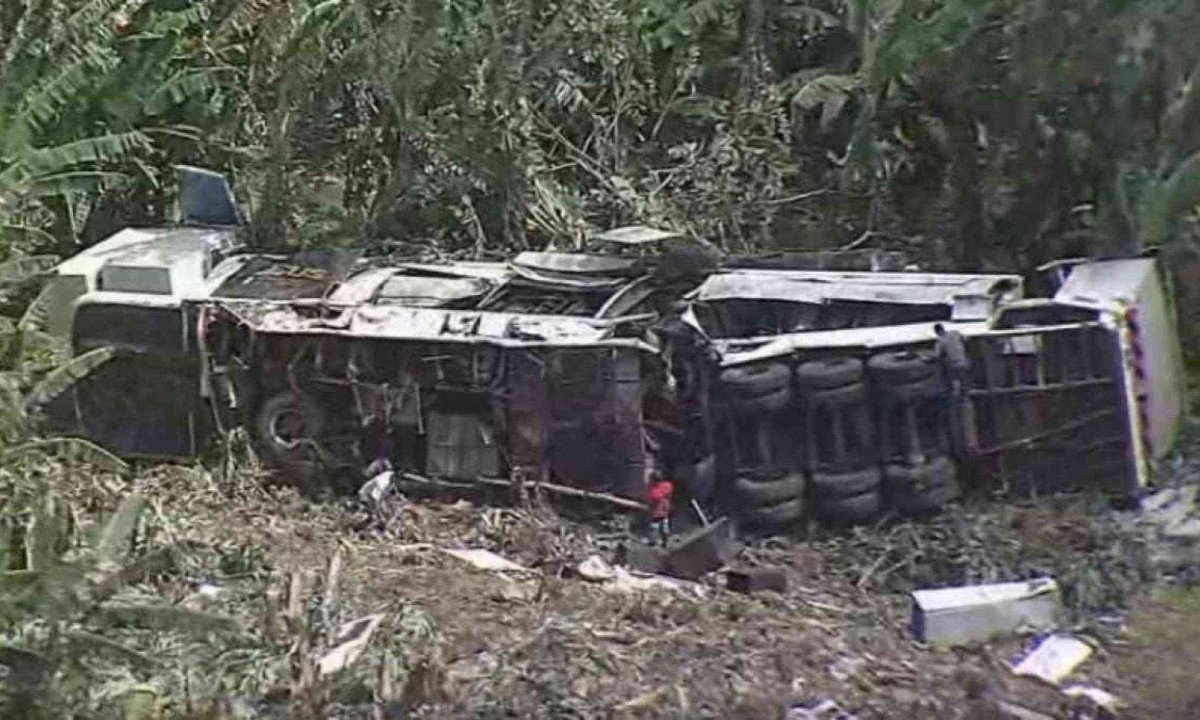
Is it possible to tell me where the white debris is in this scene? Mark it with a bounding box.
[826,656,867,682]
[785,698,858,719]
[911,578,1061,645]
[1010,634,1093,685]
[441,548,531,574]
[317,614,384,677]
[1062,684,1120,710]
[611,565,706,597]
[1063,684,1121,718]
[180,583,222,610]
[1135,486,1200,572]
[576,554,618,582]
[358,469,395,505]
[573,554,706,597]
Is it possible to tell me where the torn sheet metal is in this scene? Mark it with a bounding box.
[398,261,511,280]
[506,261,629,290]
[690,269,1021,306]
[325,266,397,303]
[715,320,992,367]
[512,251,638,275]
[373,274,493,307]
[590,225,682,245]
[1055,258,1155,309]
[209,299,657,352]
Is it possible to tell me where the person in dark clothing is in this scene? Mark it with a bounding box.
[933,323,970,399]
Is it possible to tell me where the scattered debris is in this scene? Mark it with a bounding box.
[491,581,539,603]
[784,698,858,719]
[180,583,223,610]
[317,614,384,677]
[441,548,531,574]
[613,685,672,713]
[993,699,1058,720]
[826,655,867,683]
[574,554,705,597]
[1063,684,1121,718]
[726,566,788,594]
[661,516,736,580]
[1010,634,1094,685]
[358,468,394,505]
[576,554,618,582]
[911,577,1062,644]
[1136,485,1200,574]
[617,541,665,574]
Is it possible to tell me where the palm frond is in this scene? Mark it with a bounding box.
[23,171,127,198]
[1,223,58,248]
[653,0,730,45]
[1140,151,1200,247]
[212,0,277,41]
[25,345,117,410]
[22,133,151,177]
[0,255,59,289]
[18,282,55,334]
[93,547,175,601]
[94,604,240,635]
[16,45,120,130]
[0,569,40,595]
[60,630,157,668]
[778,6,840,34]
[25,493,67,573]
[144,68,235,116]
[145,4,211,33]
[0,644,52,685]
[143,125,207,145]
[60,0,132,52]
[0,371,29,441]
[96,496,147,566]
[792,73,861,110]
[5,438,129,475]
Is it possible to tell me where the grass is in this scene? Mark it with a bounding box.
[1110,586,1200,718]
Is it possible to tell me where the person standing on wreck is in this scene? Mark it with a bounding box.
[933,323,970,400]
[646,474,674,545]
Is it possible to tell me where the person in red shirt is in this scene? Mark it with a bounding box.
[647,475,674,545]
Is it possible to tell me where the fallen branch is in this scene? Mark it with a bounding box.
[759,187,831,206]
[398,472,646,511]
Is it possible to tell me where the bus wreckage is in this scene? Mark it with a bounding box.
[31,169,1188,530]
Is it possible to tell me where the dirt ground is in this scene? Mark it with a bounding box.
[54,450,1195,720]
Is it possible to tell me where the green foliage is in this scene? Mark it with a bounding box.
[0,491,238,718]
[0,0,1197,263]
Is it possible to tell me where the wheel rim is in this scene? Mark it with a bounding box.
[269,407,307,447]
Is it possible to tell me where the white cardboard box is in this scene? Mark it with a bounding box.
[911,577,1062,645]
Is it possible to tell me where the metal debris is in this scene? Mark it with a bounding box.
[911,578,1062,645]
[725,566,788,594]
[661,516,736,580]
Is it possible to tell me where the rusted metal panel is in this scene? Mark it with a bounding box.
[425,412,501,479]
[966,324,1136,498]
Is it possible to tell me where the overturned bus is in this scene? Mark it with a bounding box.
[31,172,1188,529]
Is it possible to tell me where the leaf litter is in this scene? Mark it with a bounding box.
[7,441,1189,719]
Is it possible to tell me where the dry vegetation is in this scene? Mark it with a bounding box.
[6,429,1193,719]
